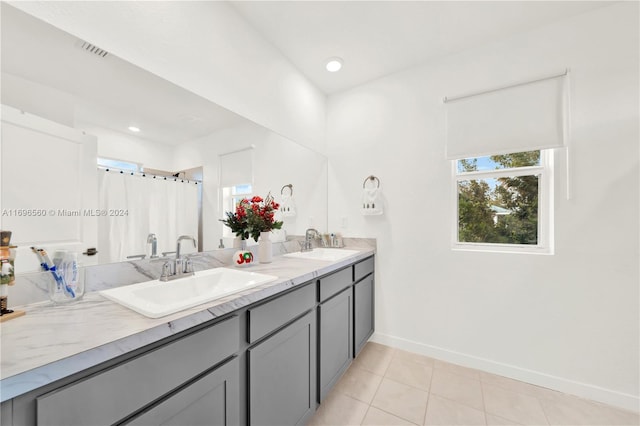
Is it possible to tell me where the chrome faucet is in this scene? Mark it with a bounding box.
[176,235,196,260]
[160,235,197,281]
[301,228,319,252]
[147,233,158,258]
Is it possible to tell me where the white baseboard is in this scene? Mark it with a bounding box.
[370,332,639,413]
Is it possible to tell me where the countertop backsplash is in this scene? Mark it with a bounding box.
[7,237,376,307]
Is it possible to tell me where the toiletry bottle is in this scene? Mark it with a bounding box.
[52,250,67,272]
[0,261,12,314]
[64,252,79,294]
[51,250,68,294]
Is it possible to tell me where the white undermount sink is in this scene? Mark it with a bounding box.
[283,248,360,262]
[100,268,278,318]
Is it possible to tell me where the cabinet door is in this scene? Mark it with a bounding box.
[1,400,12,426]
[318,287,352,402]
[354,275,375,356]
[126,357,239,426]
[248,310,316,426]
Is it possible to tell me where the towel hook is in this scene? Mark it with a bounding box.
[281,184,293,196]
[362,175,380,189]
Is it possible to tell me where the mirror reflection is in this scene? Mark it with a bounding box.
[0,4,328,273]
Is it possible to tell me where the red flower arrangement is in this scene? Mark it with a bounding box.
[221,193,283,242]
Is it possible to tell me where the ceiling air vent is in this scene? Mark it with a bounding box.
[79,40,109,58]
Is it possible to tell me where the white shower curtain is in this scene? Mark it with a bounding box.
[98,171,199,263]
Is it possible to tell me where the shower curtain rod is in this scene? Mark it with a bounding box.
[97,166,202,184]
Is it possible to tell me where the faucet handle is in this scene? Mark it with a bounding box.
[160,261,172,281]
[183,257,194,274]
[175,258,184,274]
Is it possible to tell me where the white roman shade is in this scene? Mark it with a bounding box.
[219,148,253,187]
[444,72,568,159]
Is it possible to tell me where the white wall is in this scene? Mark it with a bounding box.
[1,73,76,128]
[9,1,327,154]
[327,3,639,411]
[80,123,176,173]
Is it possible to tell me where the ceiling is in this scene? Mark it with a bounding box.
[231,1,612,94]
[1,2,613,145]
[1,4,247,146]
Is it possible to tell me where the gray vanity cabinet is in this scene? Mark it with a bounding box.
[247,310,316,426]
[318,287,352,402]
[34,316,239,426]
[126,357,239,426]
[354,256,375,356]
[2,255,375,426]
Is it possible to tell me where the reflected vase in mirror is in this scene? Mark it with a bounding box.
[258,232,272,264]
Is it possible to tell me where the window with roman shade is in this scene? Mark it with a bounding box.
[219,148,254,240]
[444,70,568,254]
[444,71,569,160]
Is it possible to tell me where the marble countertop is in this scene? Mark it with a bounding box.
[0,244,375,402]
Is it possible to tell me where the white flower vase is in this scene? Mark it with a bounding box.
[258,231,273,263]
[233,239,254,268]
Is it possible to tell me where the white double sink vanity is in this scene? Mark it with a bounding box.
[0,246,375,426]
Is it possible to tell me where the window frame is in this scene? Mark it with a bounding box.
[451,149,554,255]
[221,183,253,239]
[97,157,142,173]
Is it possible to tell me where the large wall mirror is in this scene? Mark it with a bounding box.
[0,4,328,273]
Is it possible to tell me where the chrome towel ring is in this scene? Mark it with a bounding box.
[281,184,293,195]
[362,175,380,189]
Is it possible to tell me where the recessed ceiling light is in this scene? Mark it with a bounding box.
[325,57,343,72]
[128,126,140,132]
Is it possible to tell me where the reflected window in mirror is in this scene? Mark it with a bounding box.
[221,184,252,239]
[97,157,141,173]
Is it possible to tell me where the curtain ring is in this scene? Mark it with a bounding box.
[362,175,380,189]
[281,184,293,196]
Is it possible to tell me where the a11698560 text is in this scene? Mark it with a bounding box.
[1,209,129,217]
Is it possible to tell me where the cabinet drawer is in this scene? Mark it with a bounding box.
[36,316,239,426]
[354,256,374,282]
[318,267,353,302]
[247,283,315,344]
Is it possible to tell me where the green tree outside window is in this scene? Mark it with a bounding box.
[458,151,540,245]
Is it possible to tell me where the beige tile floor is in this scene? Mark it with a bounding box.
[308,342,640,426]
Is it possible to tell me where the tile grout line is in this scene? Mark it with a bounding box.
[359,360,388,425]
[369,349,429,426]
[480,380,519,425]
[422,358,437,426]
[536,393,553,426]
[359,404,374,425]
[479,373,489,426]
